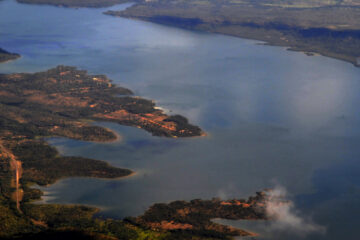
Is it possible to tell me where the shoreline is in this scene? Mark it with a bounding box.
[0,65,203,231]
[33,171,137,204]
[209,29,360,67]
[40,169,137,188]
[106,7,360,68]
[0,55,21,64]
[90,127,124,144]
[15,0,134,8]
[134,192,269,238]
[211,218,259,238]
[36,192,112,212]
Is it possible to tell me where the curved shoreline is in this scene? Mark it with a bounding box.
[106,1,360,68]
[90,127,124,144]
[211,218,259,238]
[36,171,137,203]
[0,47,21,64]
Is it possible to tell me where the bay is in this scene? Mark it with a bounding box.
[1,0,360,239]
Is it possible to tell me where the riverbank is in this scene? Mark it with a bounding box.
[105,0,360,67]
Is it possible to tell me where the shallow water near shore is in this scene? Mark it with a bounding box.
[1,0,360,239]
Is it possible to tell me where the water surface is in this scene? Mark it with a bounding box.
[1,0,360,239]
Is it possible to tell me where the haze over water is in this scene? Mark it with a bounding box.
[1,0,360,239]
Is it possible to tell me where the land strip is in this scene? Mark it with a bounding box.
[105,0,360,67]
[0,65,273,240]
[0,48,20,63]
[127,191,272,238]
[15,0,360,66]
[0,65,207,239]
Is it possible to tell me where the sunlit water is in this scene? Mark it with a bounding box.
[1,0,360,239]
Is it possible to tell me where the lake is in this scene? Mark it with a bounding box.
[1,0,360,239]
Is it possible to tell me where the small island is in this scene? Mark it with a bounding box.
[0,48,20,63]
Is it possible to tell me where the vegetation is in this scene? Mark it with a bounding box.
[0,48,20,63]
[0,65,202,138]
[12,140,132,186]
[0,65,209,239]
[106,0,360,66]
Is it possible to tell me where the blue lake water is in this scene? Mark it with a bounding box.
[1,0,360,239]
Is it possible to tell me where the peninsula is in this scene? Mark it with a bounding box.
[0,65,205,239]
[105,0,360,67]
[0,65,203,139]
[0,48,20,63]
[0,65,273,239]
[15,0,360,66]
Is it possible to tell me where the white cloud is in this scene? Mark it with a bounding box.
[264,185,326,237]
